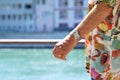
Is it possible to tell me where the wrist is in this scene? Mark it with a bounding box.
[70,30,82,41]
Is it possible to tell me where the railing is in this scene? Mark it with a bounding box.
[0,39,85,48]
[0,39,85,44]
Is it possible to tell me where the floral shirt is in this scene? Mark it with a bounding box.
[85,0,120,80]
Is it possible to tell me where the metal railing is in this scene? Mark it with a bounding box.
[0,39,85,48]
[0,39,85,44]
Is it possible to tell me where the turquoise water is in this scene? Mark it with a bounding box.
[0,49,90,80]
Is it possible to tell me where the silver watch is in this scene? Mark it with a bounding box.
[73,30,81,40]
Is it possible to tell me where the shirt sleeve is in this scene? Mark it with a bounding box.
[95,0,116,7]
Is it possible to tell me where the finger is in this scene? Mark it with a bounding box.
[52,44,67,60]
[52,45,62,56]
[52,48,61,59]
[58,56,66,61]
[61,54,67,60]
[61,57,67,60]
[52,46,59,56]
[53,51,66,60]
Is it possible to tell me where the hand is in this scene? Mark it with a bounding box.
[52,33,79,60]
[52,42,68,60]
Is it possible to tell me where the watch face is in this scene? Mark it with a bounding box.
[73,30,81,40]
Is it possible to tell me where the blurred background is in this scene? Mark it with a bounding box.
[0,0,91,80]
[0,0,88,39]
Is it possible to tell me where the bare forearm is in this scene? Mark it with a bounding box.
[74,2,113,37]
[63,2,113,51]
[53,2,113,60]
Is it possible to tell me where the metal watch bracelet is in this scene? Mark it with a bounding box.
[72,30,81,41]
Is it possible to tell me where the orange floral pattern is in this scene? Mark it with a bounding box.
[85,0,120,80]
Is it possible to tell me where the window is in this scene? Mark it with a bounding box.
[0,4,4,9]
[42,0,46,4]
[8,15,11,20]
[74,23,79,28]
[18,15,22,20]
[18,25,21,29]
[74,0,83,7]
[18,3,22,8]
[36,0,46,5]
[12,4,16,8]
[37,0,40,4]
[25,4,32,9]
[13,26,16,31]
[13,15,16,20]
[24,14,27,20]
[59,10,68,19]
[74,9,83,19]
[59,0,68,7]
[29,14,32,20]
[29,25,33,29]
[0,15,1,20]
[2,15,5,20]
[59,23,68,29]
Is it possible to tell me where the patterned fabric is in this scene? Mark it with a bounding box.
[85,0,120,79]
[97,0,116,6]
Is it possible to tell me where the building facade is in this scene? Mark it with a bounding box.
[0,0,88,32]
[54,0,88,31]
[35,0,54,32]
[0,0,36,32]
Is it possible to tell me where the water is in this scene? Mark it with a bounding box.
[0,49,90,80]
[0,32,69,39]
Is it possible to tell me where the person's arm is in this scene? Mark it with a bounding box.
[52,2,113,60]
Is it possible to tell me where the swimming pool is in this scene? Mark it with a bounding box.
[0,49,90,80]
